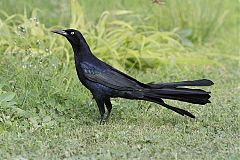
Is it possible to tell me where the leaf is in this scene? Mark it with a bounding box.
[112,10,133,16]
[0,92,16,103]
[42,116,52,123]
[177,28,192,38]
[29,117,39,127]
[110,20,134,31]
[0,83,4,89]
[181,38,193,47]
[12,107,26,116]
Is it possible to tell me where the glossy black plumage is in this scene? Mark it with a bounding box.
[52,29,214,123]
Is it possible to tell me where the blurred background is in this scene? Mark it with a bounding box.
[0,0,238,69]
[0,0,239,159]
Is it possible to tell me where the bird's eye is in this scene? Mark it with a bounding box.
[71,32,75,35]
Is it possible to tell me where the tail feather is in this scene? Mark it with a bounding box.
[157,94,211,105]
[143,96,196,118]
[160,102,195,118]
[148,79,214,88]
[152,88,210,95]
[136,79,213,118]
[143,87,211,105]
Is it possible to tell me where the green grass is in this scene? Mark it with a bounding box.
[0,0,239,159]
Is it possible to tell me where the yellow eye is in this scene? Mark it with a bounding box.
[71,32,74,35]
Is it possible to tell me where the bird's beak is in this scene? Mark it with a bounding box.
[51,29,68,36]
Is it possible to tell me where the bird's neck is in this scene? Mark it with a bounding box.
[72,41,95,63]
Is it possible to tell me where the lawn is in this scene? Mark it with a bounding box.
[0,0,239,159]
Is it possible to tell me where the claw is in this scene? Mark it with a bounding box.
[99,114,105,125]
[99,113,111,124]
[105,112,111,121]
[99,120,104,125]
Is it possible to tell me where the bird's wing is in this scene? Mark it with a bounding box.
[80,62,144,91]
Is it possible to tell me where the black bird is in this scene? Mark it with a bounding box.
[52,29,214,123]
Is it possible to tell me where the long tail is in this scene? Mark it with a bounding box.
[141,79,214,118]
[148,79,214,88]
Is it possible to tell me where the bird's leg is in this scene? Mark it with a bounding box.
[104,98,112,121]
[95,99,106,124]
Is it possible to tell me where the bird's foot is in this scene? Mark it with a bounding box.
[99,117,105,125]
[99,114,106,125]
[99,113,111,125]
[105,112,111,121]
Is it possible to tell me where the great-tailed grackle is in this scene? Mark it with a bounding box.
[52,29,214,123]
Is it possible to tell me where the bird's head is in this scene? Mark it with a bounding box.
[51,29,86,46]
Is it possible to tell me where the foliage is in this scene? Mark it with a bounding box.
[0,0,238,70]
